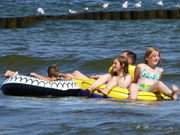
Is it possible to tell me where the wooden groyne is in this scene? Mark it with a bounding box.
[0,9,179,28]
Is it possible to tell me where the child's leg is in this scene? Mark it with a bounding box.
[128,83,139,100]
[172,84,179,100]
[71,70,89,80]
[151,81,179,100]
[63,73,73,80]
[88,74,111,92]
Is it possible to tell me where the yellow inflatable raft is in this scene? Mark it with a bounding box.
[75,78,171,101]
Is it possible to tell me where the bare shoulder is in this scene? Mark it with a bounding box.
[157,67,164,73]
[125,74,131,80]
[136,63,145,69]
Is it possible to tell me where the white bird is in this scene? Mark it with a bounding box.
[134,1,142,8]
[157,0,163,6]
[37,7,45,15]
[68,9,77,14]
[175,3,180,8]
[102,2,109,8]
[122,1,128,9]
[84,7,89,11]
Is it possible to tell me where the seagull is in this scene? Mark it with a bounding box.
[102,2,109,8]
[134,1,142,8]
[122,1,128,9]
[68,9,77,14]
[157,0,163,6]
[84,7,89,11]
[37,7,45,15]
[175,3,180,8]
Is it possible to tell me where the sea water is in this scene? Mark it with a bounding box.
[0,0,180,135]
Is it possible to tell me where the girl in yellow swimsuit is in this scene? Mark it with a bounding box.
[128,47,179,100]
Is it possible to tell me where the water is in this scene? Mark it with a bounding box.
[0,0,180,135]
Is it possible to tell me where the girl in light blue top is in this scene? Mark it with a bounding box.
[128,47,179,100]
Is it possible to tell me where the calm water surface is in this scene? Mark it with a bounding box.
[0,0,180,135]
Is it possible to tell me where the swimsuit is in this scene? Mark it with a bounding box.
[141,67,161,81]
[139,83,151,91]
[139,67,161,91]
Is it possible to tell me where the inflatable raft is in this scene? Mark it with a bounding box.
[1,74,81,97]
[76,79,171,101]
[1,74,171,101]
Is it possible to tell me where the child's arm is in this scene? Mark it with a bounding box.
[30,72,51,81]
[100,76,118,95]
[88,74,111,91]
[159,68,164,80]
[133,64,141,83]
[98,75,131,95]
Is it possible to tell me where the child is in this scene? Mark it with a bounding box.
[72,56,132,95]
[120,50,137,65]
[128,47,179,100]
[30,64,60,81]
[31,64,73,81]
[4,64,72,81]
[91,50,137,81]
[109,50,137,81]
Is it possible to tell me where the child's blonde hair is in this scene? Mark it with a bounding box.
[144,47,161,65]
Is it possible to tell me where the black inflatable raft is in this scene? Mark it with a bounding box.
[1,75,81,97]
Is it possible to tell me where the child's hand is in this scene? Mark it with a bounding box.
[88,86,96,92]
[30,72,37,77]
